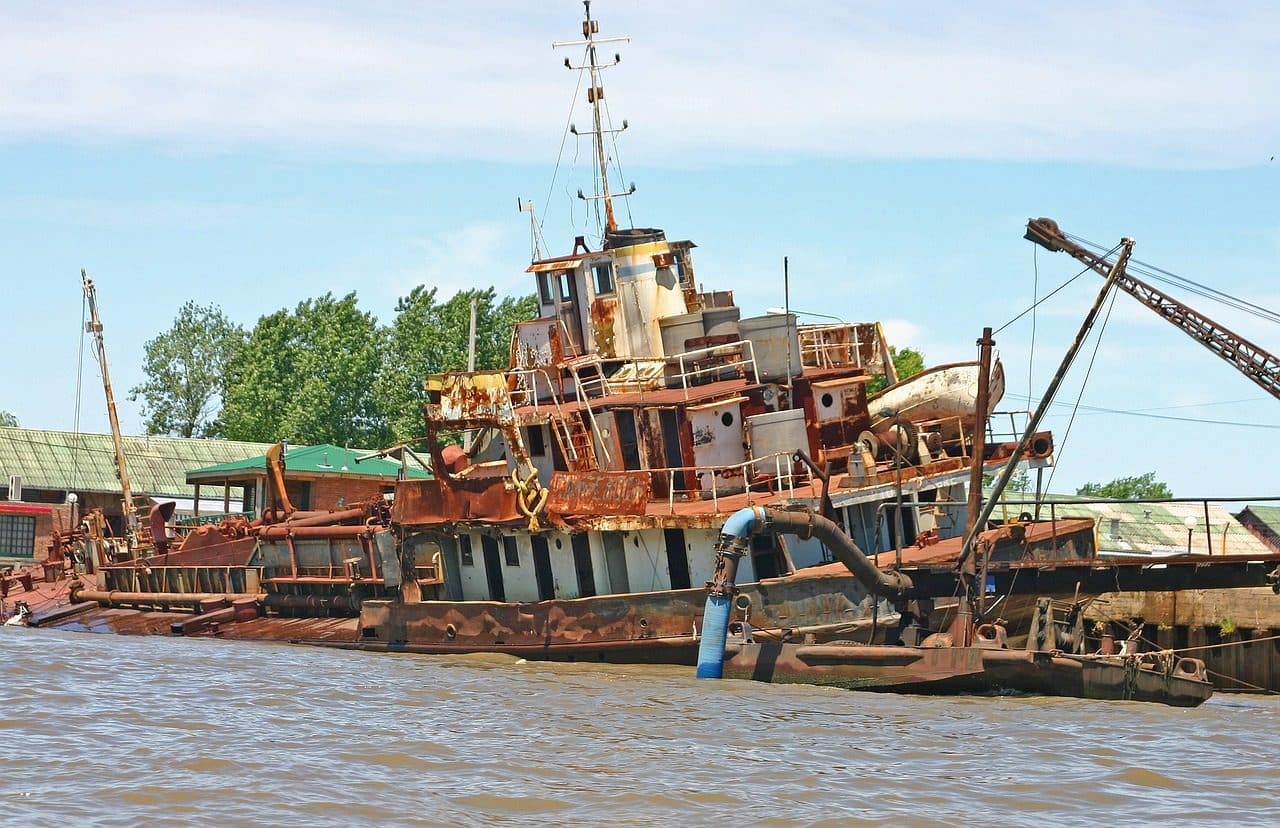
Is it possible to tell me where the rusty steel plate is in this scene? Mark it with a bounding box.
[548,471,650,517]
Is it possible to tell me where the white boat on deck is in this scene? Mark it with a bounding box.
[867,358,1005,439]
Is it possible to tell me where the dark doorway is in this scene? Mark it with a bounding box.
[658,408,686,492]
[481,535,506,602]
[664,528,691,589]
[751,533,784,580]
[531,534,555,601]
[571,533,597,597]
[614,409,642,471]
[602,531,630,594]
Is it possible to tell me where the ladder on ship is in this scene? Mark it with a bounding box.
[551,414,598,472]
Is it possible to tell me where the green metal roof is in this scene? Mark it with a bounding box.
[1239,504,1280,533]
[0,427,272,498]
[186,443,431,482]
[987,489,1273,556]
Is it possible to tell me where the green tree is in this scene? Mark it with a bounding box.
[867,346,926,395]
[1077,472,1172,500]
[0,411,17,427]
[128,302,246,437]
[377,287,538,441]
[220,292,389,447]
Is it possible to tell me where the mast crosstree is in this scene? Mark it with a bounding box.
[554,1,635,235]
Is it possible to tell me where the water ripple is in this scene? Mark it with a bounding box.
[3,627,1279,826]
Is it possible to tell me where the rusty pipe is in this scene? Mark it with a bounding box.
[256,525,378,540]
[71,587,260,607]
[763,508,912,598]
[281,507,371,527]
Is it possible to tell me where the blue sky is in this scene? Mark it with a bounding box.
[1,1,1277,498]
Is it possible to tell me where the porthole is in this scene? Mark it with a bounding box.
[721,411,734,427]
[820,392,834,408]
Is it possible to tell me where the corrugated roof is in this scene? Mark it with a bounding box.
[988,490,1274,556]
[187,443,431,481]
[1239,505,1280,533]
[0,427,272,498]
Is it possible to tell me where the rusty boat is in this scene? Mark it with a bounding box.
[7,4,1280,708]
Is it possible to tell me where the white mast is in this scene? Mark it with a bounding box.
[555,1,635,237]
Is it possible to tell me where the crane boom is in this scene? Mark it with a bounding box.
[82,270,139,548]
[1025,218,1280,402]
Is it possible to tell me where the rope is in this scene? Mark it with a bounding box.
[1206,668,1280,695]
[1152,631,1280,656]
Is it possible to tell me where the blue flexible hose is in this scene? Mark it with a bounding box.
[695,507,761,680]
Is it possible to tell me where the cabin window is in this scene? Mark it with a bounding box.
[593,262,615,296]
[527,425,546,457]
[459,534,475,566]
[537,273,554,305]
[0,514,36,558]
[558,271,574,302]
[503,536,520,567]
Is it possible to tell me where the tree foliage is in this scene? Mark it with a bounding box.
[129,302,245,437]
[219,292,389,447]
[376,287,538,442]
[0,410,17,427]
[867,346,926,395]
[1077,472,1172,500]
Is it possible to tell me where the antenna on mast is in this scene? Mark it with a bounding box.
[554,1,636,236]
[517,198,547,261]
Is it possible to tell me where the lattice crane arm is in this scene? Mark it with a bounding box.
[1025,217,1280,403]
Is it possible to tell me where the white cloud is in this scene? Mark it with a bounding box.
[385,221,518,305]
[0,1,1276,167]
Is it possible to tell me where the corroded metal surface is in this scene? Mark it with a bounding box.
[392,477,523,526]
[723,642,985,690]
[547,471,650,517]
[356,568,879,659]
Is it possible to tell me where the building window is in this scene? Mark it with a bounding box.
[537,273,554,306]
[459,534,474,566]
[593,263,614,296]
[503,536,520,567]
[0,515,36,558]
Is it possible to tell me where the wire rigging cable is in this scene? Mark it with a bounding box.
[1043,288,1119,495]
[994,241,1123,335]
[1062,231,1280,327]
[540,59,588,242]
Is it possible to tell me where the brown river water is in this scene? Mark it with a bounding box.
[2,627,1278,827]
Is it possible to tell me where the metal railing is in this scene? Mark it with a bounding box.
[797,323,871,370]
[986,494,1280,558]
[672,339,760,399]
[656,450,812,514]
[507,366,563,411]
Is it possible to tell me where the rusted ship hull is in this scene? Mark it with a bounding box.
[722,642,1215,706]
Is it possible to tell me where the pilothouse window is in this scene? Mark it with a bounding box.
[537,273,554,306]
[593,263,614,296]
